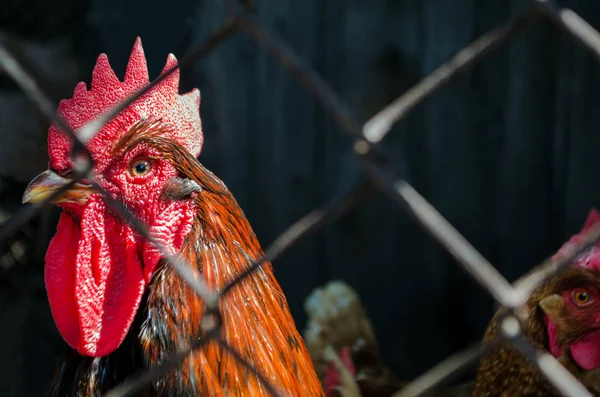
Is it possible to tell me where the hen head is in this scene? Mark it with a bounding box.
[21,38,203,357]
[544,208,600,370]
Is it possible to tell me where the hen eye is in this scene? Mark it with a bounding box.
[130,158,152,177]
[572,289,593,306]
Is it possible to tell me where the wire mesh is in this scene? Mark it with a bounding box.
[1,0,600,396]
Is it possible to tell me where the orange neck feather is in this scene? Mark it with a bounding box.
[139,158,324,396]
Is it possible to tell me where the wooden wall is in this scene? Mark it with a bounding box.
[4,0,600,394]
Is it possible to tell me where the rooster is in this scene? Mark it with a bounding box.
[22,38,324,396]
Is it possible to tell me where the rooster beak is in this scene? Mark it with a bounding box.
[22,169,94,205]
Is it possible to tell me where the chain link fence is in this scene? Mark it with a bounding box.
[1,0,600,396]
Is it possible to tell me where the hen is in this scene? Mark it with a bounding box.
[22,38,323,396]
[303,282,472,397]
[303,281,401,397]
[474,209,600,396]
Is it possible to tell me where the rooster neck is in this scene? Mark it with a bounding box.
[136,165,324,396]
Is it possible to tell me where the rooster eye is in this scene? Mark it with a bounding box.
[572,289,594,306]
[130,158,152,177]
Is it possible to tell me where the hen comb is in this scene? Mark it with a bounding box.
[552,208,600,270]
[48,37,202,172]
[581,208,600,232]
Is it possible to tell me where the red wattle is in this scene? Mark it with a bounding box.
[570,328,600,370]
[44,212,81,349]
[545,316,564,357]
[45,194,145,357]
[546,315,600,370]
[142,200,195,282]
[324,347,356,396]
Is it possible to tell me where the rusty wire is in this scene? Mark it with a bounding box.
[1,0,600,396]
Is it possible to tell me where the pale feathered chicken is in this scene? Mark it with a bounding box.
[303,281,473,397]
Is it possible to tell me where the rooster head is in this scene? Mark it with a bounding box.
[21,38,203,357]
[543,208,600,370]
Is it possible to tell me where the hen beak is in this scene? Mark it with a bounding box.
[22,169,94,205]
[539,294,565,318]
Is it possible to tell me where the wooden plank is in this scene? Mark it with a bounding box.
[410,0,482,376]
[491,1,557,282]
[319,0,485,377]
[464,0,512,341]
[562,2,600,238]
[317,0,413,377]
[242,0,323,327]
[184,1,255,207]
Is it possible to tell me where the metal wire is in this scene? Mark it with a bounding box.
[391,341,499,397]
[362,12,539,145]
[1,0,600,396]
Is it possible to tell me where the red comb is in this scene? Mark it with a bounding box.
[581,208,600,232]
[553,208,600,270]
[48,37,202,171]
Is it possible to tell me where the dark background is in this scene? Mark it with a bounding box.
[2,0,600,395]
